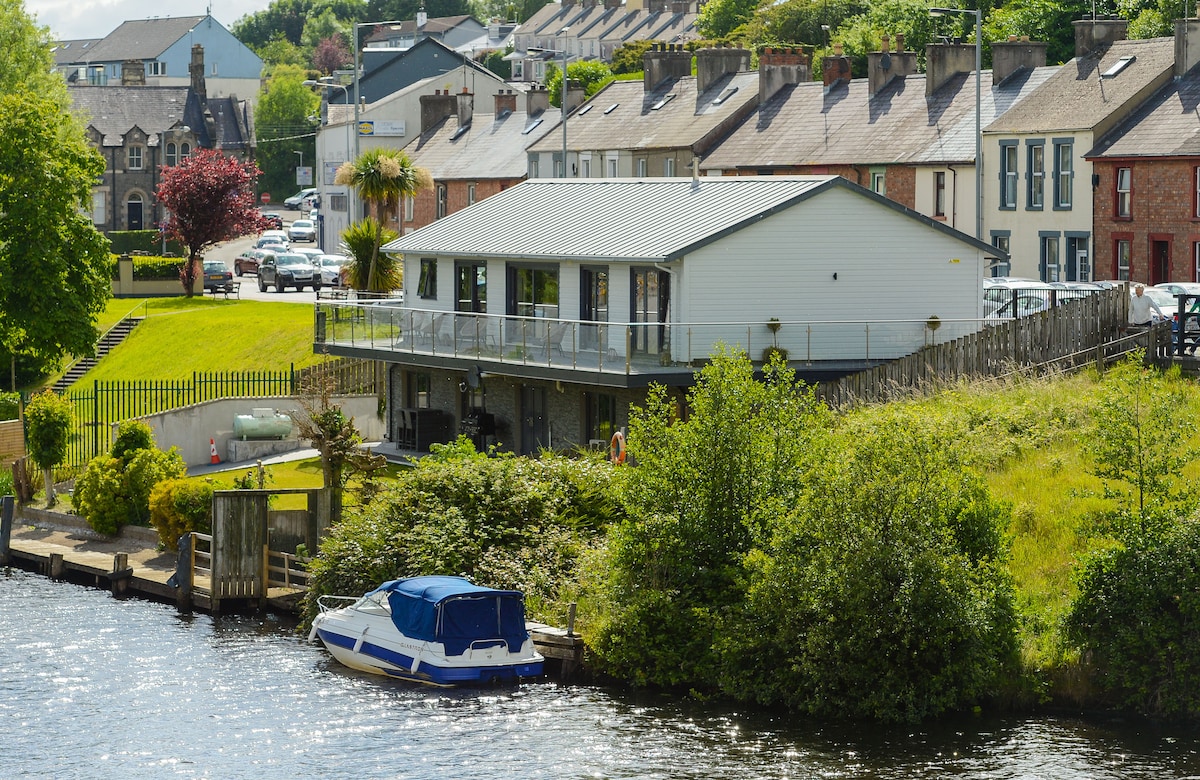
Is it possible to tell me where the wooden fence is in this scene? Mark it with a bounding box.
[0,419,23,467]
[60,359,377,473]
[817,286,1132,409]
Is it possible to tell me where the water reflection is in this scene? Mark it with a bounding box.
[3,570,1199,779]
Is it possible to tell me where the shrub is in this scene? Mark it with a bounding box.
[24,390,72,506]
[73,422,186,535]
[149,478,214,549]
[1065,520,1200,717]
[0,392,19,420]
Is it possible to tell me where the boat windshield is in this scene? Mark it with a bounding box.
[353,591,392,614]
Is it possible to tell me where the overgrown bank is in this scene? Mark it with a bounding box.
[305,350,1200,723]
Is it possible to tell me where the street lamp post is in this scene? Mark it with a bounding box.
[560,26,570,178]
[294,150,303,185]
[930,6,982,242]
[304,78,354,247]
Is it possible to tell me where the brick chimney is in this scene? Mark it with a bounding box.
[925,41,975,95]
[494,88,517,116]
[457,87,474,127]
[644,42,692,90]
[420,89,458,132]
[121,59,145,86]
[991,36,1047,83]
[758,46,809,102]
[695,46,750,94]
[189,44,207,98]
[822,42,851,93]
[1074,18,1128,58]
[867,34,917,97]
[526,83,550,116]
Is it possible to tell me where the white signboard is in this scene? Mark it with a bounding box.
[358,120,406,137]
[295,166,313,186]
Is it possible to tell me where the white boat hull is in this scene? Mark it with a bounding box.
[311,608,544,686]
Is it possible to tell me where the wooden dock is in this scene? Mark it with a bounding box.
[1,497,586,678]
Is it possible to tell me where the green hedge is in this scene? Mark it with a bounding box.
[0,391,19,420]
[107,230,186,257]
[130,256,186,281]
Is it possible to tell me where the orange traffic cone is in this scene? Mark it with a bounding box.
[210,438,220,465]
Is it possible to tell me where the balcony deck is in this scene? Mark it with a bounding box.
[313,302,977,386]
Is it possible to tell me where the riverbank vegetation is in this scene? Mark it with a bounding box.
[305,349,1200,722]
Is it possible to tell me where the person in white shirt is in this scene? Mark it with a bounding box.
[1129,283,1165,327]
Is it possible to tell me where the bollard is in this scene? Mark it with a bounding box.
[0,495,12,565]
[175,533,193,612]
[49,552,65,580]
[566,602,577,637]
[109,553,133,596]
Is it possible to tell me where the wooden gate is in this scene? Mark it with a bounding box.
[210,491,270,612]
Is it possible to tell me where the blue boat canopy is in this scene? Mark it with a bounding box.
[368,576,529,656]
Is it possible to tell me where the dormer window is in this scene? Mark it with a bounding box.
[128,145,144,170]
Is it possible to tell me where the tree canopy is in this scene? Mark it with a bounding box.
[0,0,112,373]
[254,64,321,200]
[156,149,270,295]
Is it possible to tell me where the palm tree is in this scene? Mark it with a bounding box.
[335,148,430,292]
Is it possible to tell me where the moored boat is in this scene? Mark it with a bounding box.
[308,575,544,686]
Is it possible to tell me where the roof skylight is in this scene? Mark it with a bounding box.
[1101,56,1135,79]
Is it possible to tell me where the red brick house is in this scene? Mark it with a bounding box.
[1087,23,1200,285]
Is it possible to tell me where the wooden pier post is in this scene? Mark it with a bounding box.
[175,533,193,612]
[0,495,12,565]
[109,552,133,596]
[49,552,65,579]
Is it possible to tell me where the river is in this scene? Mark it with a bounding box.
[3,570,1199,779]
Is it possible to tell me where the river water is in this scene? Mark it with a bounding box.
[4,570,1200,779]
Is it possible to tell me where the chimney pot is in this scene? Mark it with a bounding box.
[881,34,890,54]
[833,42,843,56]
[895,33,905,53]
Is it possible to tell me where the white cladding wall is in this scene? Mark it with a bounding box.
[677,186,985,360]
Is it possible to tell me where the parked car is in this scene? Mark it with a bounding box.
[258,251,321,292]
[291,246,322,260]
[287,219,317,242]
[983,281,1055,316]
[283,187,318,210]
[986,293,1052,323]
[255,236,288,252]
[234,248,267,276]
[262,211,284,230]
[316,254,351,286]
[202,260,234,293]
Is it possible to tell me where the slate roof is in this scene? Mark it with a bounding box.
[404,107,563,179]
[527,70,760,154]
[1087,64,1200,158]
[364,15,476,42]
[68,86,250,150]
[984,37,1175,134]
[67,16,204,63]
[382,176,995,261]
[701,66,1056,171]
[50,39,102,68]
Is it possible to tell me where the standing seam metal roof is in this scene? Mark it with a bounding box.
[382,176,995,261]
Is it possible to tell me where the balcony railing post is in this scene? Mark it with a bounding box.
[625,327,632,374]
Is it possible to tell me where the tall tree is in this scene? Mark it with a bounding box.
[156,149,270,296]
[255,64,321,202]
[335,148,430,291]
[0,0,112,372]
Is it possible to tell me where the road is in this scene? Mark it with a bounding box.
[204,206,327,304]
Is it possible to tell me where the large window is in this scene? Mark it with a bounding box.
[455,262,486,313]
[403,195,413,222]
[1116,238,1131,280]
[417,258,437,299]
[147,61,166,76]
[664,158,675,177]
[1027,141,1044,209]
[934,171,946,217]
[127,145,143,170]
[1000,141,1018,209]
[508,265,559,318]
[636,158,647,177]
[166,142,178,167]
[404,371,431,408]
[1116,167,1132,218]
[1053,139,1073,208]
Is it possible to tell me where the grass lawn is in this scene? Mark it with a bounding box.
[74,298,325,386]
[192,457,408,510]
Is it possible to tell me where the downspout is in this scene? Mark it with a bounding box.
[948,164,960,233]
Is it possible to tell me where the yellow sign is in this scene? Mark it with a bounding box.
[358,121,375,136]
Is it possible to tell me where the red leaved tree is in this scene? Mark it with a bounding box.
[312,36,350,75]
[156,148,269,297]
